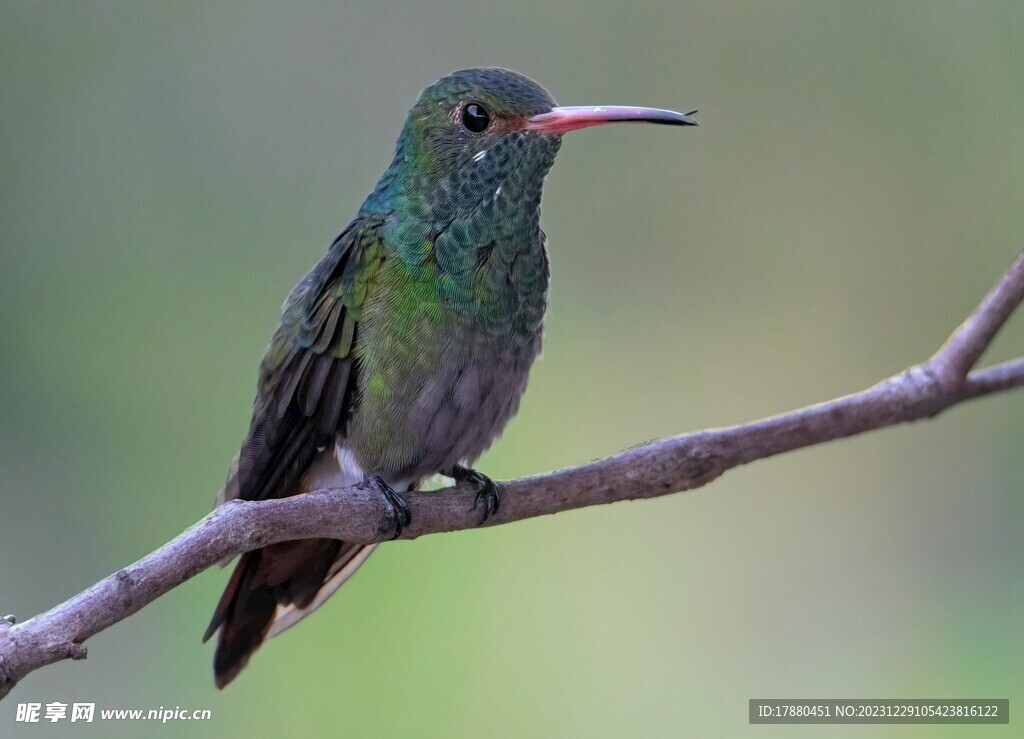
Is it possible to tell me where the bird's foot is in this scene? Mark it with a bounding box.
[446,465,500,525]
[369,476,411,539]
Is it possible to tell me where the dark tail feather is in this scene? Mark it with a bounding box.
[204,538,346,689]
[208,554,276,689]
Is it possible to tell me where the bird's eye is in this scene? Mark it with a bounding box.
[461,103,490,133]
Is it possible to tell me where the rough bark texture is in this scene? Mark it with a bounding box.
[1,250,1022,700]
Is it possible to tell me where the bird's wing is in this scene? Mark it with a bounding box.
[220,219,385,504]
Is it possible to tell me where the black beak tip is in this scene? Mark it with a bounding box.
[657,109,699,126]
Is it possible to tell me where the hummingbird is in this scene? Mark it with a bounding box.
[204,67,697,687]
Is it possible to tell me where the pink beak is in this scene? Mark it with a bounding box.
[526,105,698,134]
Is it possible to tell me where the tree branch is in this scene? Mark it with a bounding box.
[2,249,1022,700]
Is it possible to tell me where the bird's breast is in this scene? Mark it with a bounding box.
[342,243,548,480]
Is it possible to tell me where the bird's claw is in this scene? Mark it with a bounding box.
[370,476,411,539]
[473,483,500,524]
[447,465,500,525]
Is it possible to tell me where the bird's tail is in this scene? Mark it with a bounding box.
[203,538,376,689]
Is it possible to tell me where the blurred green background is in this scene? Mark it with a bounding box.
[1,1,1021,737]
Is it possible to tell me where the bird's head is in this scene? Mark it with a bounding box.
[362,67,697,235]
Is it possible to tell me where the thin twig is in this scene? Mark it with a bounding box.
[1,249,1022,700]
[931,251,1024,380]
